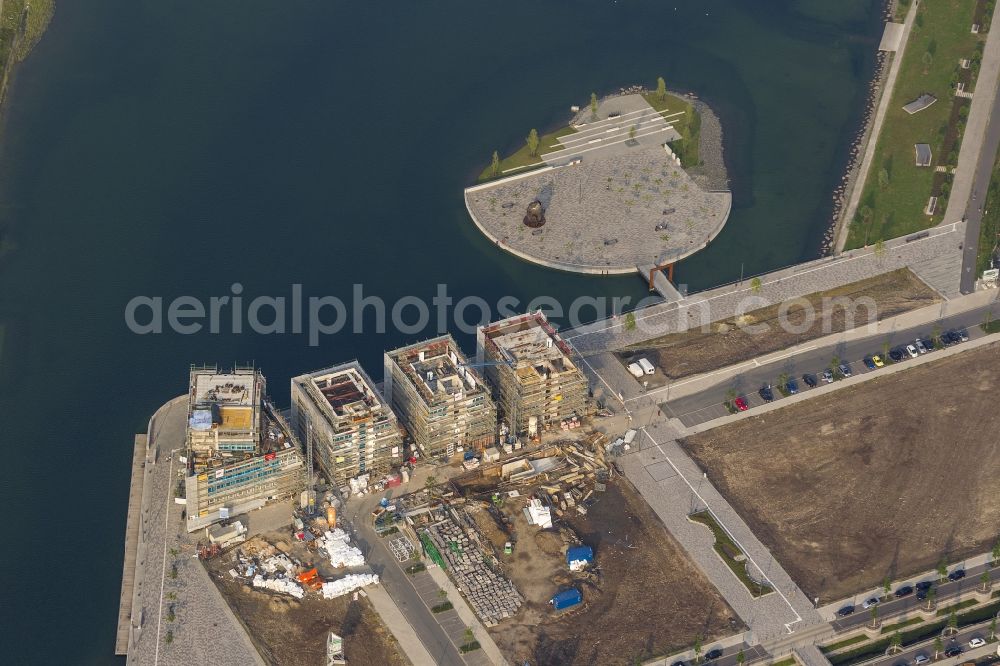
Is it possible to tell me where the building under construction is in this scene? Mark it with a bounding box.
[185,365,306,532]
[476,312,591,437]
[383,335,496,460]
[290,361,403,486]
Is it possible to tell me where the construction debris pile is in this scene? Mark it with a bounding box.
[226,536,379,601]
[321,573,380,599]
[319,529,366,568]
[425,508,523,626]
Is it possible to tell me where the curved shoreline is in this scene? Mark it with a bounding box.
[464,88,731,277]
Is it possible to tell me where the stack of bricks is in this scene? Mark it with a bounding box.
[427,516,523,626]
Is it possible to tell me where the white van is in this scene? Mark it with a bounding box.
[637,358,655,375]
[627,362,644,378]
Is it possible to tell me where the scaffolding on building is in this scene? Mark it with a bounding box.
[477,312,591,437]
[384,335,497,460]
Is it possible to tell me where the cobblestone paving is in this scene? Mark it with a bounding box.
[129,398,264,666]
[621,420,824,643]
[466,149,731,273]
[466,94,731,274]
[566,222,964,352]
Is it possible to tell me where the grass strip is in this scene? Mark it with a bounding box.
[688,511,773,597]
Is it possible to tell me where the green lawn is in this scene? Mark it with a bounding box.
[820,634,868,653]
[688,511,773,597]
[642,92,700,166]
[978,142,1000,272]
[478,125,577,182]
[846,0,983,248]
[881,616,923,633]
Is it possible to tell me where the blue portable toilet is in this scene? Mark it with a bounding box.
[566,545,594,571]
[550,588,582,610]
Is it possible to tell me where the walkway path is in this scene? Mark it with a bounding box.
[621,420,824,643]
[834,2,919,253]
[957,2,1000,291]
[127,397,264,666]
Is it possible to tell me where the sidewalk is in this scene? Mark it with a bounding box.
[365,586,438,666]
[622,419,824,643]
[835,2,919,253]
[942,0,1000,225]
[631,288,998,410]
[425,565,509,666]
[815,550,996,622]
[683,328,1000,437]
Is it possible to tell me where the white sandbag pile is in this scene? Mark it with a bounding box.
[320,529,365,568]
[321,573,379,599]
[252,574,304,599]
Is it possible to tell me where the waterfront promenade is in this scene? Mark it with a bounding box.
[122,396,265,666]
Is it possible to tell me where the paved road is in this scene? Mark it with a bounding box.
[960,81,1000,293]
[832,562,1000,632]
[660,303,998,428]
[872,620,997,666]
[346,497,467,666]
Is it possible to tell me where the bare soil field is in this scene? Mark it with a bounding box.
[684,342,1000,602]
[482,478,739,665]
[621,269,939,382]
[204,558,406,666]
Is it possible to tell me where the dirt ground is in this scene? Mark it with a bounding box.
[620,268,939,382]
[204,555,406,666]
[479,479,740,665]
[684,342,1000,603]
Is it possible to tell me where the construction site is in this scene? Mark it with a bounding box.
[290,361,404,486]
[184,365,306,532]
[476,311,592,439]
[373,428,738,665]
[383,334,497,461]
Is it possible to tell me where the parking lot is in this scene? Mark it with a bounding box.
[661,320,980,429]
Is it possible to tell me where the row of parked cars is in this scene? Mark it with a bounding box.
[836,569,968,617]
[726,329,970,413]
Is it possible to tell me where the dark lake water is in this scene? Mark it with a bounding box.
[0,0,882,660]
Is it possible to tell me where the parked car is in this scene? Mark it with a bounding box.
[802,373,817,388]
[889,347,905,362]
[915,580,933,590]
[839,363,852,378]
[944,645,963,658]
[785,379,798,395]
[637,358,656,375]
[943,330,959,346]
[894,585,914,598]
[914,339,928,354]
[671,661,687,666]
[862,597,879,609]
[872,354,885,367]
[864,357,876,370]
[958,328,970,342]
[759,385,774,402]
[948,569,966,581]
[705,649,724,661]
[913,653,929,665]
[821,369,834,383]
[920,337,936,351]
[734,397,749,412]
[905,344,919,359]
[836,605,855,617]
[627,362,644,378]
[969,638,986,649]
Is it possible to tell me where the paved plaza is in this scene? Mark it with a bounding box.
[465,95,731,275]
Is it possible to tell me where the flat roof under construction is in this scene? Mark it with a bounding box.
[297,362,388,419]
[483,313,578,376]
[388,337,488,406]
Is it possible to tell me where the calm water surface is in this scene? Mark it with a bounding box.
[0,0,881,660]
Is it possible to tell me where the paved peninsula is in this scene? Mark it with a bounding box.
[465,93,731,275]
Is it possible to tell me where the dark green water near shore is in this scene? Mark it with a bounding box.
[0,0,882,660]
